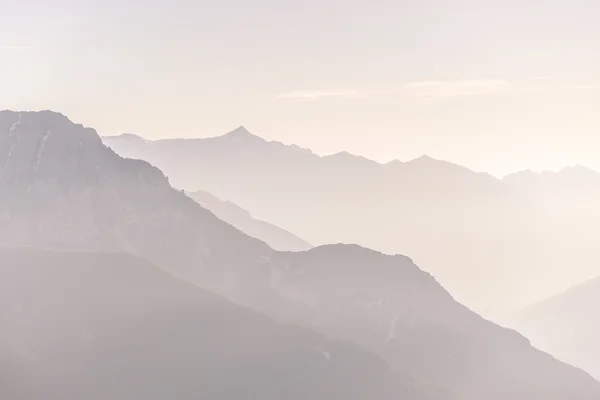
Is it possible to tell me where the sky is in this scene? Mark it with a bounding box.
[1,0,599,176]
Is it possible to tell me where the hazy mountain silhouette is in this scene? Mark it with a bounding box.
[512,276,600,381]
[504,166,600,220]
[3,110,600,400]
[186,189,311,251]
[0,247,422,400]
[103,128,600,314]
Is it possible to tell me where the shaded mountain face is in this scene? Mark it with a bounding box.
[3,111,600,400]
[0,248,418,400]
[512,276,600,380]
[186,189,312,252]
[103,129,599,315]
[260,245,600,400]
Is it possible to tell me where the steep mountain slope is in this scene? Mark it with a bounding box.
[0,248,417,400]
[262,245,600,400]
[186,189,312,251]
[513,276,600,380]
[0,332,53,400]
[103,128,588,314]
[3,110,600,400]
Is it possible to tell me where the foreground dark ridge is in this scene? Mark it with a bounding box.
[2,110,600,400]
[0,248,424,400]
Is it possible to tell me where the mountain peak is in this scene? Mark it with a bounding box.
[1,110,73,129]
[407,154,480,174]
[222,126,263,142]
[407,154,457,171]
[0,110,166,190]
[117,132,145,139]
[108,133,150,144]
[410,154,437,163]
[557,164,599,177]
[385,159,404,166]
[231,125,251,134]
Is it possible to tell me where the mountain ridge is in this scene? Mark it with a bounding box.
[103,124,562,313]
[186,189,312,251]
[104,130,489,172]
[3,110,600,400]
[1,247,423,400]
[104,128,600,179]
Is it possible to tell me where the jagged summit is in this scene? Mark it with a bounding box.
[226,125,252,136]
[0,110,166,190]
[506,165,600,179]
[104,127,316,156]
[504,165,600,189]
[214,127,318,155]
[221,125,265,143]
[0,110,72,126]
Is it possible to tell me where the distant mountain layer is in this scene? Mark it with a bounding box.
[186,189,311,251]
[103,129,600,314]
[504,167,600,218]
[0,248,416,400]
[513,276,600,380]
[2,111,599,400]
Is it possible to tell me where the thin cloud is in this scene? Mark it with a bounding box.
[406,80,511,97]
[570,85,597,91]
[277,89,361,102]
[512,81,598,95]
[0,45,34,51]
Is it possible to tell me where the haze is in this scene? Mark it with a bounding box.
[2,0,600,176]
[2,1,600,399]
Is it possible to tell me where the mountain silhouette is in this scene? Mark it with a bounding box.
[102,127,600,314]
[513,276,600,380]
[0,248,420,400]
[3,110,600,400]
[504,166,600,218]
[186,189,312,251]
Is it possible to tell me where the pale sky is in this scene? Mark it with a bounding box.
[1,0,599,176]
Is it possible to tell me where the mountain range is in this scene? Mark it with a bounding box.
[103,127,600,315]
[504,166,600,218]
[2,110,600,400]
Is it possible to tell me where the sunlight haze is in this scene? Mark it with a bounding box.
[3,2,600,398]
[1,0,599,176]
